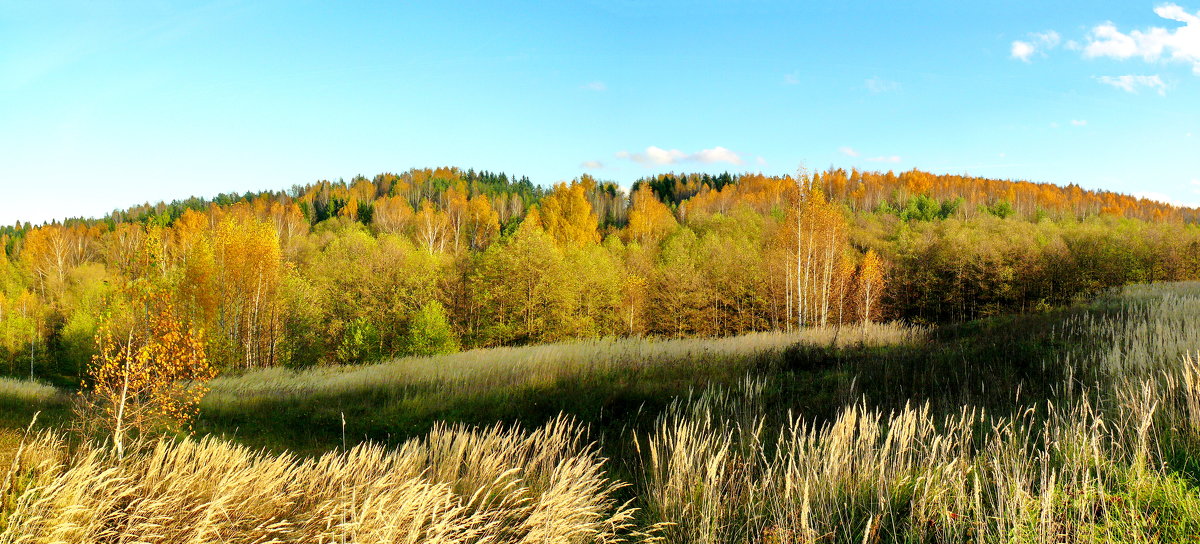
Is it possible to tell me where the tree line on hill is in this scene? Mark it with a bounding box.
[1,166,1198,378]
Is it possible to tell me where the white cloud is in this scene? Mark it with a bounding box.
[582,81,607,92]
[615,146,744,167]
[1095,74,1167,94]
[1082,4,1200,74]
[867,155,902,163]
[838,146,860,157]
[1071,119,1088,126]
[865,76,900,93]
[1011,30,1060,61]
[1050,121,1061,128]
[1012,41,1037,61]
[756,156,768,166]
[581,160,604,169]
[692,146,743,164]
[783,73,800,85]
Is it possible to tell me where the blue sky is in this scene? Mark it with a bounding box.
[2,0,1199,224]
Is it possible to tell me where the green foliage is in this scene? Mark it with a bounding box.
[984,199,1016,218]
[406,301,459,356]
[879,194,963,221]
[334,317,380,364]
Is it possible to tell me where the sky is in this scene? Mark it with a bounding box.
[2,0,1199,225]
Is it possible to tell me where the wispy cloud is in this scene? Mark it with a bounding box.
[615,146,744,167]
[1095,74,1167,94]
[581,81,607,92]
[867,155,902,163]
[1071,119,1088,126]
[838,146,860,157]
[865,76,900,93]
[783,72,800,85]
[581,160,603,169]
[1083,4,1200,74]
[1011,30,1060,61]
[756,156,767,166]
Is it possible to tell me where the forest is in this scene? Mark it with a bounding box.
[2,166,1199,381]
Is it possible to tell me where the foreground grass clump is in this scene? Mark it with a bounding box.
[0,416,656,543]
[637,378,1200,543]
[629,283,1200,543]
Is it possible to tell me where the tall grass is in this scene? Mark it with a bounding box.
[0,417,657,543]
[634,283,1200,542]
[0,378,69,431]
[207,325,925,406]
[637,378,1200,543]
[199,324,924,451]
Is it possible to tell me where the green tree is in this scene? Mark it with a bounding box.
[407,300,459,356]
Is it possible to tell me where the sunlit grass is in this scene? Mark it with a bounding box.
[198,324,925,451]
[0,417,657,543]
[206,324,925,406]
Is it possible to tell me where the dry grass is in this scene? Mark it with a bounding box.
[0,378,62,406]
[637,376,1200,543]
[205,324,925,410]
[0,416,658,543]
[629,283,1200,543]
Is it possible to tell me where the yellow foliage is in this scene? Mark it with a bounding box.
[86,289,215,455]
[540,181,598,249]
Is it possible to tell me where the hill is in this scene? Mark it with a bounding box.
[2,167,1199,379]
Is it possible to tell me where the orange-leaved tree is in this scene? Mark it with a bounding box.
[85,287,215,458]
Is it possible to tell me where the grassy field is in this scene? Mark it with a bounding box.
[197,324,925,453]
[4,283,1200,541]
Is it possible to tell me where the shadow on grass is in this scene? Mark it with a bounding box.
[196,308,1100,458]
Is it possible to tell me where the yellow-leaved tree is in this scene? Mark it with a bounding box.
[84,287,215,458]
[856,249,885,328]
[541,181,599,249]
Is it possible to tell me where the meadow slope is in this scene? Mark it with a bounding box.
[4,283,1200,542]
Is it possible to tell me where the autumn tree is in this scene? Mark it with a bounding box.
[84,288,214,458]
[856,249,885,327]
[414,199,451,253]
[625,186,678,245]
[374,195,414,235]
[541,181,599,249]
[180,215,284,369]
[463,194,501,251]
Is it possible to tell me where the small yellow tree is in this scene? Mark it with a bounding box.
[856,249,886,328]
[85,290,214,458]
